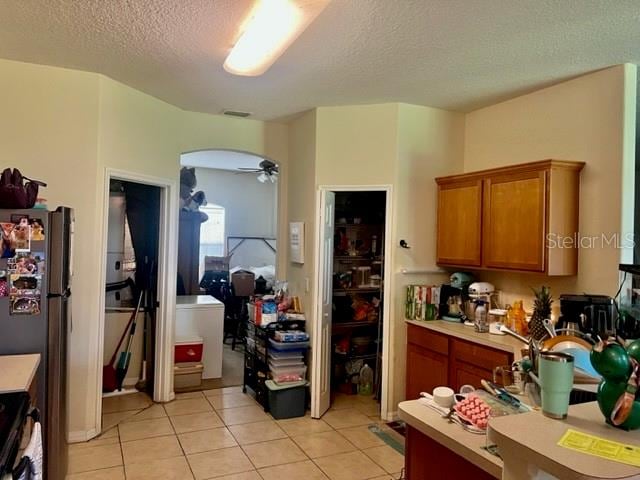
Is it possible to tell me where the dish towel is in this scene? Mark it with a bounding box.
[12,421,43,480]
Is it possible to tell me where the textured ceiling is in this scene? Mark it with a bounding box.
[181,150,264,171]
[0,1,639,120]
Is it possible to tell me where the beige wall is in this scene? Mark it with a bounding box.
[463,65,636,314]
[286,110,317,320]
[0,59,102,437]
[288,104,465,415]
[315,104,398,186]
[0,59,289,439]
[391,104,465,410]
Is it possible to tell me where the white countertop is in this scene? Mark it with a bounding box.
[0,354,40,393]
[398,399,502,478]
[406,319,525,358]
[176,295,224,308]
[489,402,640,479]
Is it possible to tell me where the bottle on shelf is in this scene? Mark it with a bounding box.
[505,304,514,330]
[358,364,373,395]
[513,300,528,336]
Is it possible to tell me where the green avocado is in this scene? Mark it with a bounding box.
[596,379,640,430]
[590,343,631,383]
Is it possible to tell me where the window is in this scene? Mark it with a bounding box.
[199,204,225,279]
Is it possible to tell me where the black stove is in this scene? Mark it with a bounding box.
[0,391,30,476]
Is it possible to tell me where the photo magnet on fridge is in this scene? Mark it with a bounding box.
[11,218,31,252]
[10,214,28,224]
[0,270,8,298]
[9,274,41,297]
[10,295,40,315]
[8,253,42,274]
[0,223,15,258]
[29,218,45,241]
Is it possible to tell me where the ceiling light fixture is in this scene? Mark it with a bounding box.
[224,0,330,76]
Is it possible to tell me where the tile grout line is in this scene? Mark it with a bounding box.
[117,425,128,480]
[163,405,197,480]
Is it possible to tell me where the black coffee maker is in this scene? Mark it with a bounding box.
[558,294,615,339]
[439,284,466,322]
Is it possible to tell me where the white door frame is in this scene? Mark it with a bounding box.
[311,184,394,419]
[94,168,178,435]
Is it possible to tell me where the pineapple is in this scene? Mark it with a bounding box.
[530,286,553,341]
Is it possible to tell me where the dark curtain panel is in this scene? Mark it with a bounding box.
[124,181,161,394]
[124,182,160,292]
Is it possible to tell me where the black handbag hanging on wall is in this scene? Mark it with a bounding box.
[0,168,47,209]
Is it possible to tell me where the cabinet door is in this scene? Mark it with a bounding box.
[451,360,493,391]
[405,426,496,480]
[406,343,448,400]
[436,179,483,267]
[483,170,547,271]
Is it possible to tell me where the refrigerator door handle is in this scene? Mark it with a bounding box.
[47,288,71,299]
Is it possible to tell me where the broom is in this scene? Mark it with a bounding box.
[115,291,144,391]
[103,291,143,392]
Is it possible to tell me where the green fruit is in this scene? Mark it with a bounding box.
[590,343,631,383]
[627,339,640,364]
[597,379,640,430]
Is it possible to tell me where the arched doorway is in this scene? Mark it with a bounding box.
[176,149,281,390]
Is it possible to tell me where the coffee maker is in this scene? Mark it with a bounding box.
[558,294,615,339]
[439,284,466,322]
[439,272,473,322]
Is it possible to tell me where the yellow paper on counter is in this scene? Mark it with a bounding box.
[558,429,640,467]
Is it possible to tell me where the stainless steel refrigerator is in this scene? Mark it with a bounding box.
[0,206,72,480]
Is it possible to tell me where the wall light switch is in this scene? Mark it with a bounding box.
[305,277,310,293]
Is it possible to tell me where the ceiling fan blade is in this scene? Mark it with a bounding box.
[237,168,262,171]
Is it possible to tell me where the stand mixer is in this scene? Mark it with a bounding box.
[467,282,502,333]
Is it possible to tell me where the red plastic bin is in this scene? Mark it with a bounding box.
[175,336,203,363]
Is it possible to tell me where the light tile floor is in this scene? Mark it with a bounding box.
[69,388,404,480]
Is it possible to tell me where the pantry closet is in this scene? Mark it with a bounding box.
[330,191,386,405]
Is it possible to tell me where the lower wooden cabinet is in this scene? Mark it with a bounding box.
[405,425,496,480]
[406,324,513,398]
[406,343,448,400]
[451,360,493,390]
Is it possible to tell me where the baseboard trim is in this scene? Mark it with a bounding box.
[68,428,98,444]
[383,410,399,422]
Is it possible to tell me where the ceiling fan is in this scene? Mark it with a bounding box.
[237,159,279,183]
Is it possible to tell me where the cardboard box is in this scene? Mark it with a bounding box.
[232,270,255,296]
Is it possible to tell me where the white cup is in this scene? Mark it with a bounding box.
[432,386,455,408]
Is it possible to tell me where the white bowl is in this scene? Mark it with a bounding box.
[432,386,455,408]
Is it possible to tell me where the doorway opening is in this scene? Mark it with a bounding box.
[101,179,162,428]
[176,149,279,392]
[313,187,392,419]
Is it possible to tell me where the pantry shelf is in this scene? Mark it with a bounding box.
[333,287,382,294]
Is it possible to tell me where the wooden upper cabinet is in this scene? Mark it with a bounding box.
[435,160,584,275]
[483,170,546,272]
[436,178,483,267]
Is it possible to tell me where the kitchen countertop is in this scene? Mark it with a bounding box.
[0,354,40,393]
[176,295,224,308]
[489,401,640,479]
[406,319,525,357]
[398,399,502,479]
[401,397,640,480]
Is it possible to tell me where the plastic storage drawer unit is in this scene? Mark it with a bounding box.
[266,380,307,419]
